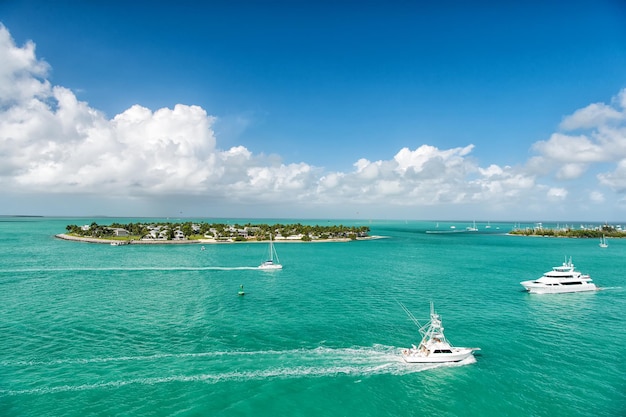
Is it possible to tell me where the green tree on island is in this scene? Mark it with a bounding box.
[63,221,371,242]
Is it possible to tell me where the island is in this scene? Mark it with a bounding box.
[57,221,372,244]
[508,223,626,238]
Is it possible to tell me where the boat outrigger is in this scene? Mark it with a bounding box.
[400,302,480,364]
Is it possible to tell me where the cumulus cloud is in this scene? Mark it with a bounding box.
[394,144,473,175]
[589,191,605,203]
[0,26,50,105]
[2,23,626,218]
[560,102,624,131]
[531,89,626,191]
[0,19,505,213]
[312,145,482,206]
[598,159,626,192]
[556,163,587,180]
[533,133,607,164]
[547,187,568,201]
[0,24,316,203]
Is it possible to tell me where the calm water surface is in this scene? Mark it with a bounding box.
[1,217,625,416]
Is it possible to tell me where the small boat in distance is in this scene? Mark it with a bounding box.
[466,221,478,232]
[400,302,480,364]
[258,234,282,270]
[520,257,597,294]
[599,235,608,248]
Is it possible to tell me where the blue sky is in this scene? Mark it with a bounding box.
[1,1,626,220]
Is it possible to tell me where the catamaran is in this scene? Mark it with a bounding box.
[599,235,608,248]
[258,234,282,270]
[466,220,478,231]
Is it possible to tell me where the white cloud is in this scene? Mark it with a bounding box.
[1,23,626,219]
[469,165,536,202]
[556,163,587,180]
[598,159,626,192]
[0,25,301,200]
[478,164,504,178]
[559,102,623,131]
[374,179,404,196]
[589,191,604,203]
[547,187,568,201]
[532,133,607,163]
[394,144,474,175]
[530,89,626,196]
[354,158,382,180]
[0,25,50,105]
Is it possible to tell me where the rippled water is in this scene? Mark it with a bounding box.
[1,217,625,416]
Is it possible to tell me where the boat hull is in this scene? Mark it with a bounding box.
[258,263,283,270]
[520,280,597,294]
[401,348,475,363]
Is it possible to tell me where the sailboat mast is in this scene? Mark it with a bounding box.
[268,233,279,263]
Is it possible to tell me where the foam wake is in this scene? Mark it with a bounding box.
[0,345,477,396]
[0,266,261,273]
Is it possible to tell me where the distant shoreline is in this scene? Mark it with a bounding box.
[55,234,384,245]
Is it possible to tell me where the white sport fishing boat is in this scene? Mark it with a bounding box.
[258,234,282,270]
[520,257,597,294]
[400,302,480,364]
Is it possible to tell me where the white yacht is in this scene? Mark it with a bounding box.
[400,302,480,364]
[258,234,282,270]
[520,257,597,294]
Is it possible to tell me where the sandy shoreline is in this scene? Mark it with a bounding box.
[55,234,385,245]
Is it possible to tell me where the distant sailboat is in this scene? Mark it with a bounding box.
[599,235,608,248]
[258,234,282,270]
[466,221,478,232]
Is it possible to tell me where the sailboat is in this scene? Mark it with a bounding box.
[258,234,282,270]
[599,235,608,248]
[466,220,478,232]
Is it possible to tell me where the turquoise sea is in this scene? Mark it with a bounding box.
[1,217,625,417]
